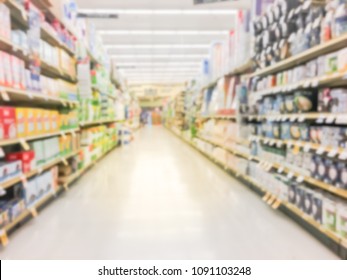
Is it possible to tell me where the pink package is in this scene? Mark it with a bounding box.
[0,51,5,86]
[3,53,12,87]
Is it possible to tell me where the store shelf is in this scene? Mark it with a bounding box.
[0,36,29,62]
[5,0,28,28]
[91,86,117,100]
[0,128,80,148]
[198,114,237,121]
[1,150,80,190]
[199,134,347,200]
[41,60,77,83]
[202,60,253,90]
[244,113,347,122]
[167,126,347,257]
[251,71,347,96]
[41,27,75,57]
[2,144,119,238]
[79,119,119,128]
[0,86,78,107]
[250,33,347,78]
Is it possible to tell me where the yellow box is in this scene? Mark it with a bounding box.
[50,111,59,132]
[34,109,44,135]
[43,110,51,133]
[15,108,28,138]
[26,108,36,136]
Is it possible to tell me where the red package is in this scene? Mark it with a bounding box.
[0,106,17,139]
[6,151,36,173]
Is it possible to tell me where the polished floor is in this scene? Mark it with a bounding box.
[0,126,338,259]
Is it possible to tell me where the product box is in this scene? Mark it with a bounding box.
[338,47,347,73]
[0,207,9,228]
[0,106,17,139]
[295,185,306,211]
[23,177,38,208]
[0,160,22,182]
[303,188,313,216]
[15,107,28,138]
[294,91,317,113]
[26,108,36,136]
[325,52,338,74]
[312,191,323,224]
[0,51,5,86]
[3,52,13,87]
[336,203,347,240]
[34,109,44,135]
[6,151,36,173]
[30,140,45,166]
[43,110,51,132]
[50,166,59,193]
[50,111,59,132]
[323,196,337,232]
[288,183,297,205]
[7,199,26,221]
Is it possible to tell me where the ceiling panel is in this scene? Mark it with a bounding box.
[74,0,251,85]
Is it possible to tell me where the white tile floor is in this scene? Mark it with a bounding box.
[0,126,338,259]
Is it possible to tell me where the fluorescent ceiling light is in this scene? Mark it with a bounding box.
[112,54,206,59]
[79,9,237,16]
[99,30,229,35]
[115,62,200,66]
[120,68,200,72]
[105,44,209,49]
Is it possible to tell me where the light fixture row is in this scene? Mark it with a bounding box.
[79,9,237,16]
[99,30,229,35]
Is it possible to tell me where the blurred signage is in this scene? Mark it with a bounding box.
[194,0,229,5]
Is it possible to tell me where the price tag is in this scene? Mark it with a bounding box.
[303,80,311,88]
[292,144,300,155]
[63,184,69,191]
[287,172,294,179]
[276,141,283,148]
[0,186,6,196]
[316,147,326,155]
[264,139,270,144]
[262,193,271,201]
[277,166,284,173]
[0,229,9,247]
[29,208,38,218]
[20,175,28,188]
[265,163,273,172]
[272,199,281,209]
[60,131,67,139]
[1,91,10,101]
[290,116,297,122]
[71,131,76,138]
[37,166,43,174]
[27,91,33,99]
[287,141,293,148]
[325,116,335,124]
[316,118,324,124]
[296,176,304,183]
[282,116,288,121]
[62,158,68,166]
[266,195,275,205]
[269,140,275,146]
[311,79,319,87]
[0,147,5,158]
[304,143,311,152]
[338,151,347,160]
[298,116,306,122]
[20,138,30,151]
[328,149,338,158]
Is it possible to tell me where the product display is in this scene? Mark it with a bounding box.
[0,0,132,250]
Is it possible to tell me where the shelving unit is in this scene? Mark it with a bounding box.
[167,127,347,258]
[250,33,347,78]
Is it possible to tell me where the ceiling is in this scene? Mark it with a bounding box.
[76,0,252,85]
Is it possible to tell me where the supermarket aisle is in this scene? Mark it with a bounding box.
[0,127,338,259]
